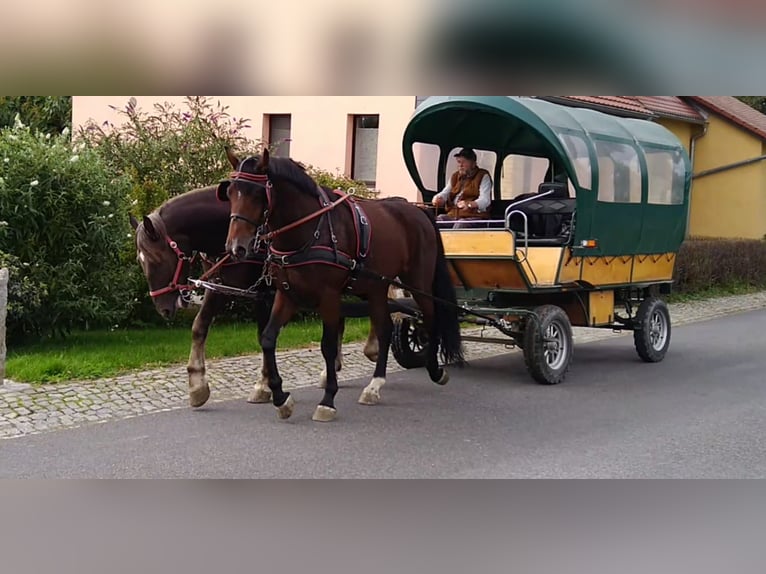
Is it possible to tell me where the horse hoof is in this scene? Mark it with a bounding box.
[247,387,273,404]
[358,388,381,406]
[189,386,211,408]
[436,369,450,386]
[275,395,295,420]
[318,369,328,390]
[312,405,337,423]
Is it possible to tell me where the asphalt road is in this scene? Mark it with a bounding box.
[2,309,765,479]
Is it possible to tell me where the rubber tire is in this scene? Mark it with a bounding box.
[523,305,574,385]
[391,317,429,370]
[633,297,671,363]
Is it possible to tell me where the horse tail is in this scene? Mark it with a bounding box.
[422,208,465,367]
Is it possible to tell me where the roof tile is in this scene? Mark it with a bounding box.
[686,96,766,141]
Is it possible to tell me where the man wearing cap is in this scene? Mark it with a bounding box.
[432,148,493,228]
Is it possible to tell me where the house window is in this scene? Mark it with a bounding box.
[266,114,292,158]
[351,115,380,187]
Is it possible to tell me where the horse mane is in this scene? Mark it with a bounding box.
[157,185,217,217]
[265,157,322,198]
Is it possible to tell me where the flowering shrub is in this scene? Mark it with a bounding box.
[302,164,380,199]
[0,121,133,340]
[76,96,265,208]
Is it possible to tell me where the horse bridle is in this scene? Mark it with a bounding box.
[227,168,273,230]
[148,234,197,302]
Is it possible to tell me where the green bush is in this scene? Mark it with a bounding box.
[302,164,380,199]
[0,123,133,341]
[0,96,72,135]
[75,96,265,205]
[674,238,766,294]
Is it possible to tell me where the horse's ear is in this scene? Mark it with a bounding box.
[259,147,270,170]
[143,216,159,241]
[129,214,139,231]
[225,146,240,170]
[217,181,231,203]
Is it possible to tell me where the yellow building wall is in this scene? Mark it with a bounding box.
[687,116,766,239]
[659,119,694,154]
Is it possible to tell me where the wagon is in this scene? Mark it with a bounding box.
[390,96,692,384]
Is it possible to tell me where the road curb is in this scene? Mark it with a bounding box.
[2,291,765,440]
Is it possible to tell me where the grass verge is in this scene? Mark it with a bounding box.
[665,282,761,304]
[6,285,763,385]
[5,317,371,385]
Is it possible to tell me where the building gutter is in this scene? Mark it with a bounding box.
[685,100,709,239]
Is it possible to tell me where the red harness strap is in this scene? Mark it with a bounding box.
[149,236,194,299]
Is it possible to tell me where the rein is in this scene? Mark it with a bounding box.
[226,169,355,243]
[261,192,354,243]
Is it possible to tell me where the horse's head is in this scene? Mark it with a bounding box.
[130,213,193,321]
[218,147,271,261]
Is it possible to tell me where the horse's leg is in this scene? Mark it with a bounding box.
[261,290,298,420]
[362,285,393,363]
[410,291,448,385]
[248,296,274,404]
[319,315,345,390]
[359,287,394,406]
[363,325,379,363]
[313,294,343,422]
[188,290,226,408]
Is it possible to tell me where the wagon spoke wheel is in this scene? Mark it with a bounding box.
[523,305,574,385]
[392,317,429,370]
[633,296,671,363]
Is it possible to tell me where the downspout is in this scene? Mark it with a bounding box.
[687,102,710,239]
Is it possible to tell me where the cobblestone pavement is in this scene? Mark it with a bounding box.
[2,292,766,440]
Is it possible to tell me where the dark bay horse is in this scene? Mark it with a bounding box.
[130,186,379,408]
[219,148,464,423]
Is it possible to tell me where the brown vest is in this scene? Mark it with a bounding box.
[447,168,491,220]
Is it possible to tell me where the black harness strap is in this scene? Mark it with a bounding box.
[266,188,372,282]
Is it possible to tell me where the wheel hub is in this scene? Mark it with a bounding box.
[649,311,668,350]
[543,324,568,370]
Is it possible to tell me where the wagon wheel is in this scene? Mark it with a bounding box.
[392,317,429,370]
[523,305,574,385]
[633,297,671,363]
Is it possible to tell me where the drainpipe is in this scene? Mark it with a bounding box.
[687,102,710,239]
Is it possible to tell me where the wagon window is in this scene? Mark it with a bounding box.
[412,143,441,194]
[445,148,497,187]
[556,133,592,190]
[500,155,549,199]
[645,149,686,205]
[594,140,642,204]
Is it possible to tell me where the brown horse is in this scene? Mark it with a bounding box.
[219,148,464,423]
[130,186,379,408]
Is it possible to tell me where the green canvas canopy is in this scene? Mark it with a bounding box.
[403,96,692,257]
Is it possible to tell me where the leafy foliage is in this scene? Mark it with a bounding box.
[303,164,380,199]
[0,97,72,134]
[0,122,133,341]
[75,96,265,209]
